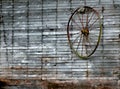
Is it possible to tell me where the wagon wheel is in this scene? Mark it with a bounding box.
[67,6,102,58]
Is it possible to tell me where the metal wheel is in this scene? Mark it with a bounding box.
[67,6,102,59]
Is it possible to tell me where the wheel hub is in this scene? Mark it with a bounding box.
[81,27,89,36]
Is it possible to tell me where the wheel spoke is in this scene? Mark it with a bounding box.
[87,37,93,53]
[88,12,95,24]
[85,37,88,56]
[89,17,99,30]
[86,13,89,27]
[81,35,85,56]
[69,24,80,33]
[72,34,80,45]
[82,14,84,28]
[81,36,83,56]
[76,34,82,51]
[71,18,81,30]
[77,13,84,29]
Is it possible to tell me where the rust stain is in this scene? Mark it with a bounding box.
[0,78,118,89]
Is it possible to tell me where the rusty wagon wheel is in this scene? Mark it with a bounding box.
[67,6,102,59]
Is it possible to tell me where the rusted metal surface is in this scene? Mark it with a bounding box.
[0,78,119,89]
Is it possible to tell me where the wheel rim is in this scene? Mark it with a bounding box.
[67,6,102,59]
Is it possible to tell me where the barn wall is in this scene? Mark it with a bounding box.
[0,0,120,81]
